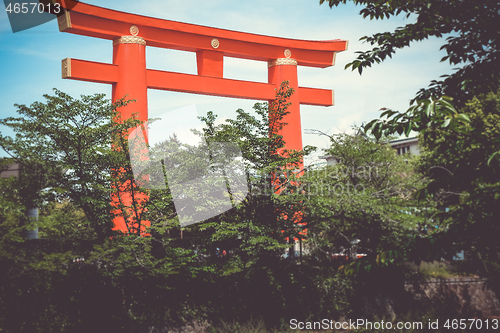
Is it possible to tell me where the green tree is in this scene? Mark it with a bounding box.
[0,89,193,331]
[320,0,498,155]
[321,0,500,106]
[0,89,141,240]
[0,86,356,331]
[176,84,355,325]
[302,132,434,272]
[164,83,307,271]
[415,90,500,280]
[323,1,500,282]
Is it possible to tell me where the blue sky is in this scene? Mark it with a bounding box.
[0,0,454,164]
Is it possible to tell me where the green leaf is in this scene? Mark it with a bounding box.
[424,99,433,117]
[455,113,470,123]
[441,118,451,128]
[487,151,500,166]
[404,122,413,136]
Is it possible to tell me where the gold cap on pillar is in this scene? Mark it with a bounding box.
[113,36,146,46]
[268,58,298,67]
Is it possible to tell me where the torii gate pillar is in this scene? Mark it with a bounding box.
[112,36,148,124]
[268,58,302,154]
[110,36,149,233]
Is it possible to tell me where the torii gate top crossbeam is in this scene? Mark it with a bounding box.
[56,0,347,68]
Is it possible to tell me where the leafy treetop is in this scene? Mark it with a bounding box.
[321,0,499,106]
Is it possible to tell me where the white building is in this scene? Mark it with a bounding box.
[390,137,420,156]
[319,137,420,166]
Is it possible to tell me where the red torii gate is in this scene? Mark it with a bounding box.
[53,0,347,232]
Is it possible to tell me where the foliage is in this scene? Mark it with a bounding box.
[329,0,500,287]
[363,90,500,298]
[0,90,201,331]
[212,318,285,333]
[417,261,455,279]
[415,90,500,282]
[163,82,308,273]
[302,132,433,274]
[2,84,487,331]
[320,0,500,106]
[320,0,499,171]
[0,161,25,242]
[0,86,358,332]
[0,89,142,240]
[364,95,471,141]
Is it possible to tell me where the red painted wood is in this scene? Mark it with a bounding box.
[57,0,347,68]
[63,58,118,83]
[110,40,149,234]
[298,87,334,107]
[53,1,346,233]
[147,69,274,100]
[268,62,303,156]
[64,58,334,107]
[196,50,223,78]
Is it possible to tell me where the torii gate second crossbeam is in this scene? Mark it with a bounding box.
[53,0,348,232]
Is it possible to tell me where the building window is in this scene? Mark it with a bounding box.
[395,146,411,155]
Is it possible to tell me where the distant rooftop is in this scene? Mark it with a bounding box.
[389,137,418,144]
[319,136,420,164]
